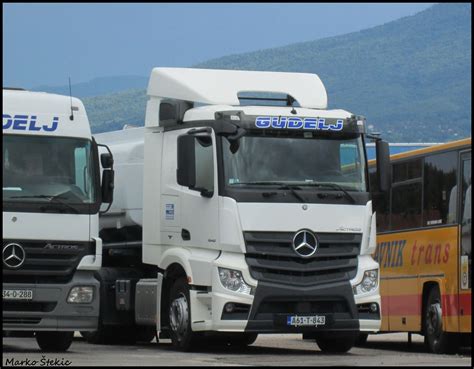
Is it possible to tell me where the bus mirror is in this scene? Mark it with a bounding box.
[101,169,114,204]
[376,140,391,193]
[177,135,196,188]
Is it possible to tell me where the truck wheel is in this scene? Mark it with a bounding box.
[228,333,258,347]
[135,326,157,343]
[35,331,74,352]
[169,278,199,351]
[355,332,369,346]
[424,287,459,354]
[315,331,357,353]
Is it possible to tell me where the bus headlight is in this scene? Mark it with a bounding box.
[218,268,253,295]
[353,269,378,295]
[67,286,94,303]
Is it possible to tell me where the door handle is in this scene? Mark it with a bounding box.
[181,229,191,241]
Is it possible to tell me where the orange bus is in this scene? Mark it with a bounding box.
[367,137,471,354]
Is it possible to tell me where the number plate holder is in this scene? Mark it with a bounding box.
[2,289,34,300]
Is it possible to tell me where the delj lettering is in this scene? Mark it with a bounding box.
[3,114,59,132]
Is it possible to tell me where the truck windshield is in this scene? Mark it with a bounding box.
[3,135,97,208]
[222,133,367,192]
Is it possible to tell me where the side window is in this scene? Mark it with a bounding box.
[423,151,458,226]
[194,136,214,192]
[74,147,88,195]
[390,159,423,230]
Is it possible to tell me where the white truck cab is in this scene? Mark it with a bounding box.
[2,88,114,351]
[94,68,391,352]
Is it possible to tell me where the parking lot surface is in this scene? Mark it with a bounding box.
[3,332,471,366]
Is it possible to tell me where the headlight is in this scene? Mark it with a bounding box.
[353,269,378,295]
[218,268,253,295]
[67,286,94,303]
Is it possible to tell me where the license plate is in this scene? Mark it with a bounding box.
[2,289,33,300]
[287,315,326,327]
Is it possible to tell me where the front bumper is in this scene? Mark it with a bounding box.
[188,253,381,333]
[2,270,99,331]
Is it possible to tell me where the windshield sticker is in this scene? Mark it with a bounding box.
[255,116,343,131]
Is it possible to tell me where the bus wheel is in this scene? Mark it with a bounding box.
[315,331,357,353]
[169,278,198,351]
[424,287,459,354]
[35,331,74,352]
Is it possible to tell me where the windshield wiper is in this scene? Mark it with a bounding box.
[299,182,356,204]
[276,184,307,203]
[10,195,80,213]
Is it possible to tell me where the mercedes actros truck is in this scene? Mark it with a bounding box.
[91,68,391,352]
[2,88,114,351]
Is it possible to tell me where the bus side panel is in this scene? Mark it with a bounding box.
[376,226,459,333]
[458,290,471,333]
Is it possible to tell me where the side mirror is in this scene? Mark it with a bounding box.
[101,169,114,204]
[177,135,196,188]
[376,140,391,193]
[101,153,114,169]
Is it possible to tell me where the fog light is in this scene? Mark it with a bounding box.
[67,286,94,304]
[353,269,378,295]
[225,303,235,313]
[370,303,378,312]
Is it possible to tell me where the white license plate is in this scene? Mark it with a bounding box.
[287,315,326,327]
[2,289,33,300]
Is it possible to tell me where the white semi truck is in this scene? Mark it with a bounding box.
[2,88,114,351]
[92,68,391,352]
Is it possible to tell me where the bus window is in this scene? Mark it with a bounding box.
[390,159,423,230]
[391,182,422,230]
[423,151,458,226]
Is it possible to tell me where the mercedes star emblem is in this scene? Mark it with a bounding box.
[3,243,26,269]
[292,230,318,258]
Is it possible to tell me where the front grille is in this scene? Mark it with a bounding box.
[3,239,95,284]
[244,232,361,286]
[3,317,42,325]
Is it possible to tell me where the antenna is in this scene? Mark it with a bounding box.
[69,77,74,121]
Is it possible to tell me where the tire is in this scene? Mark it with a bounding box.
[82,320,114,344]
[229,333,258,347]
[315,331,357,353]
[355,332,369,346]
[169,278,199,351]
[424,287,459,354]
[35,331,74,352]
[135,326,157,343]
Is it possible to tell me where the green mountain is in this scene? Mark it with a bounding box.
[85,3,471,141]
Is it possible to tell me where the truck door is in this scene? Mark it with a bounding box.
[174,129,219,250]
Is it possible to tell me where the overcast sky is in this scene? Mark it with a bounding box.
[3,3,433,87]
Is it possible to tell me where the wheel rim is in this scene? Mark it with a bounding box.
[169,292,189,341]
[426,300,442,339]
